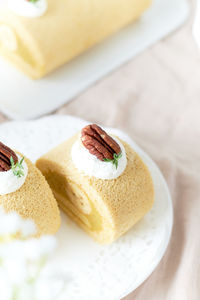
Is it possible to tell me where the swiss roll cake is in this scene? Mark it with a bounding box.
[0,141,60,236]
[0,0,151,78]
[36,124,154,244]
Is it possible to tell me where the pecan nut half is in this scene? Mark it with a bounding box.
[81,124,121,161]
[0,142,18,172]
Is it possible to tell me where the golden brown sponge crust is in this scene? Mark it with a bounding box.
[0,155,61,236]
[36,134,154,243]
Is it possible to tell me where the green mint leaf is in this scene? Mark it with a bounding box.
[29,0,40,3]
[117,152,122,159]
[11,156,25,178]
[115,160,118,169]
[103,152,122,169]
[103,158,113,162]
[18,170,24,178]
[10,156,14,166]
[20,157,24,165]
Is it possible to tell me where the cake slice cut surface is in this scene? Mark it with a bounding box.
[36,128,154,244]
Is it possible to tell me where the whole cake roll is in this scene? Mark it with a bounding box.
[36,124,154,244]
[0,141,60,236]
[0,0,151,78]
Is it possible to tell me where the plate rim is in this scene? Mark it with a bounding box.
[0,115,174,299]
[117,153,173,299]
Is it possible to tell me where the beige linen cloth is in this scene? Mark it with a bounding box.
[0,0,199,299]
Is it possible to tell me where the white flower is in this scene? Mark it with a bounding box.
[0,208,36,238]
[23,236,57,261]
[0,210,22,235]
[20,219,37,238]
[0,271,12,300]
[3,258,28,284]
[0,206,66,300]
[17,283,35,300]
[0,240,25,260]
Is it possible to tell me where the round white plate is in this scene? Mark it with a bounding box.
[0,115,173,300]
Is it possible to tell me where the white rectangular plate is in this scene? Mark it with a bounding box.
[0,0,189,120]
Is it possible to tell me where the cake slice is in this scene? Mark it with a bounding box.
[0,0,151,78]
[0,142,60,236]
[36,124,154,244]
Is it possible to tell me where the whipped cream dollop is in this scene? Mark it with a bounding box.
[0,155,28,196]
[71,135,127,180]
[0,25,18,51]
[7,0,47,18]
